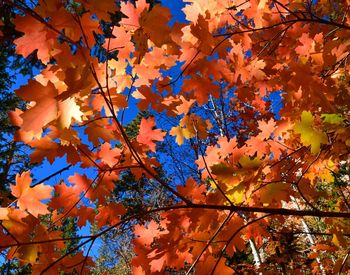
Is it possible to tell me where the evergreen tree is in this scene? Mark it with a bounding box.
[0,4,80,273]
[0,2,41,192]
[91,112,171,273]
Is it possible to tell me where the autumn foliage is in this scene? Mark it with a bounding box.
[1,0,350,273]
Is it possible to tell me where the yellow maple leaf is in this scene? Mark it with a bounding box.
[294,111,328,154]
[227,183,245,204]
[170,125,193,145]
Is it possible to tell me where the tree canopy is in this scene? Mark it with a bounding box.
[1,0,350,274]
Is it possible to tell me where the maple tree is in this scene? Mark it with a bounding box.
[0,0,350,273]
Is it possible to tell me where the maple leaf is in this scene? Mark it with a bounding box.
[182,76,219,105]
[132,266,146,275]
[89,173,118,204]
[238,156,261,169]
[28,136,59,164]
[134,220,168,247]
[86,0,118,21]
[170,114,212,145]
[103,27,134,60]
[169,125,192,145]
[75,205,96,228]
[211,163,240,188]
[15,80,58,134]
[257,119,276,140]
[175,96,196,115]
[49,182,80,214]
[1,209,31,238]
[321,113,344,124]
[15,80,83,134]
[17,244,39,265]
[295,33,314,57]
[56,97,83,129]
[190,14,215,54]
[294,111,328,154]
[177,178,206,203]
[95,202,126,228]
[0,208,9,220]
[120,0,148,28]
[69,173,92,197]
[255,183,292,206]
[140,5,173,47]
[14,15,58,64]
[79,13,102,47]
[84,118,118,147]
[136,117,166,152]
[97,142,122,168]
[11,171,53,217]
[227,183,246,204]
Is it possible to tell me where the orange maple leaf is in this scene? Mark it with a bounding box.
[120,0,148,29]
[257,119,276,140]
[98,142,122,168]
[14,15,58,64]
[136,117,166,152]
[11,171,53,217]
[16,80,83,134]
[140,5,173,47]
[134,220,166,247]
[16,80,58,134]
[95,202,126,228]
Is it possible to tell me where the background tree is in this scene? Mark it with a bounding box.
[0,3,40,273]
[0,2,40,193]
[92,113,171,274]
[0,3,80,273]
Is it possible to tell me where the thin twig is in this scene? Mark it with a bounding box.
[211,214,272,274]
[186,212,233,274]
[338,249,350,274]
[31,165,72,187]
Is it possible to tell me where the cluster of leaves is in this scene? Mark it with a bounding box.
[0,2,40,194]
[0,0,350,274]
[0,3,81,273]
